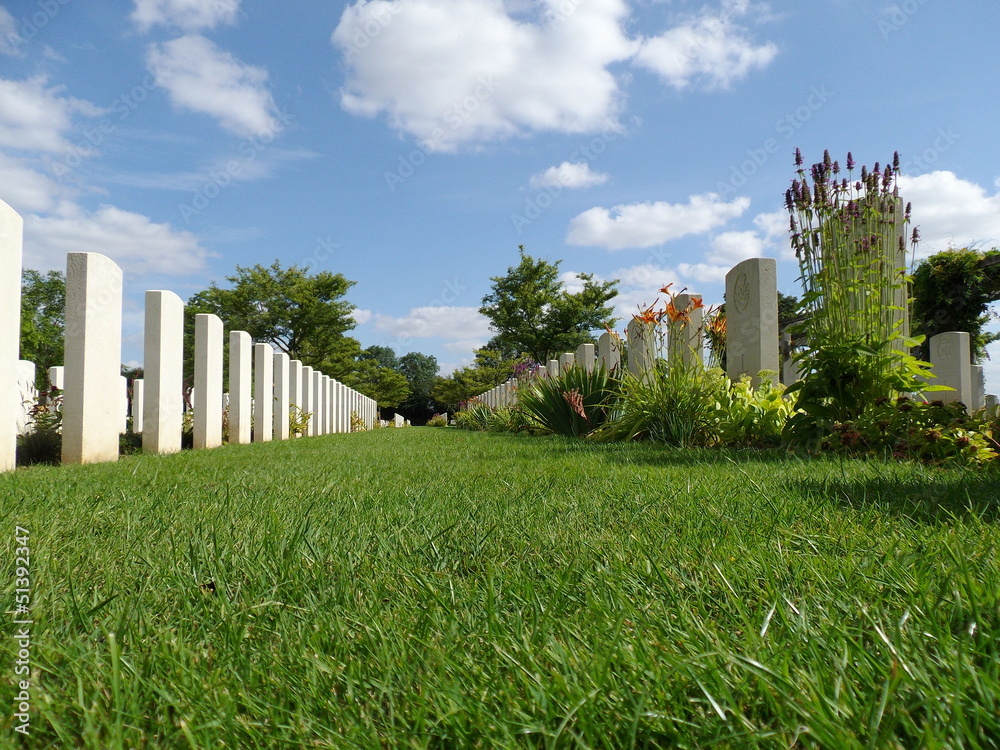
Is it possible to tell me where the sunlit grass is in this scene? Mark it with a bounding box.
[1,428,998,747]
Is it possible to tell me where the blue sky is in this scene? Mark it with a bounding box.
[3,0,1000,390]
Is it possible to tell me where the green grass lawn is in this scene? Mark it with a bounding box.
[1,428,998,748]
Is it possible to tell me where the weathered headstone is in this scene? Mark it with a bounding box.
[970,364,985,411]
[301,366,314,436]
[929,331,972,408]
[142,290,184,454]
[312,370,323,436]
[559,352,576,370]
[253,343,274,442]
[62,253,123,465]
[48,366,65,391]
[0,200,21,471]
[597,331,620,372]
[229,331,253,444]
[726,258,779,386]
[273,352,290,441]
[289,360,302,436]
[194,313,223,449]
[120,376,129,434]
[132,379,144,433]
[576,343,596,373]
[547,359,559,378]
[668,293,703,370]
[627,319,655,378]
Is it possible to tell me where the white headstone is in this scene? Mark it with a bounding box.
[576,343,596,373]
[253,343,274,442]
[131,379,144,433]
[0,201,22,471]
[288,360,302,436]
[668,293,704,371]
[627,319,655,378]
[930,331,972,409]
[142,290,184,455]
[312,370,323,436]
[726,258,779,386]
[970,364,986,411]
[559,352,576,371]
[547,359,559,378]
[15,361,36,436]
[48,366,65,391]
[62,253,123,465]
[302,366,315,436]
[229,331,253,444]
[120,375,129,434]
[597,331,620,372]
[273,352,290,441]
[194,313,224,449]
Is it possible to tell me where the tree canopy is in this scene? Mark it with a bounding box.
[186,260,358,372]
[479,247,619,363]
[20,269,65,389]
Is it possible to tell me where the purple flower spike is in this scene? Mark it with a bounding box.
[794,148,803,167]
[846,152,855,170]
[893,152,901,171]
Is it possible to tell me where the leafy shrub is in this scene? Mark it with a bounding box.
[518,364,619,438]
[290,404,311,436]
[711,374,792,446]
[350,411,367,432]
[595,363,727,447]
[16,429,61,466]
[455,402,493,431]
[120,431,143,455]
[819,397,998,466]
[484,406,533,433]
[426,414,448,427]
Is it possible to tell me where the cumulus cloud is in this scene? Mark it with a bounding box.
[146,35,282,137]
[530,161,609,190]
[0,153,70,214]
[0,76,103,153]
[633,1,777,89]
[332,0,635,151]
[898,171,1000,255]
[24,205,213,276]
[373,306,492,352]
[566,193,750,250]
[132,0,240,31]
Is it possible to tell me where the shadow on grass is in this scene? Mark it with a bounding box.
[796,472,1000,524]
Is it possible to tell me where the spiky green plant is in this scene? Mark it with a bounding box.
[518,364,619,438]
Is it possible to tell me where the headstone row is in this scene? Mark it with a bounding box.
[1,200,379,470]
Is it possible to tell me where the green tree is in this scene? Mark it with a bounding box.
[186,260,358,373]
[479,247,618,363]
[19,269,65,389]
[430,348,518,411]
[398,351,439,420]
[342,359,410,409]
[360,345,399,371]
[911,248,1000,362]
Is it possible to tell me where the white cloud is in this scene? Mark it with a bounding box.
[332,0,635,151]
[132,0,240,31]
[373,306,492,353]
[0,76,103,153]
[24,205,213,276]
[566,193,750,250]
[0,153,70,214]
[351,308,373,325]
[634,2,777,89]
[146,35,281,137]
[705,229,764,265]
[0,7,22,56]
[530,161,609,190]
[897,171,1000,255]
